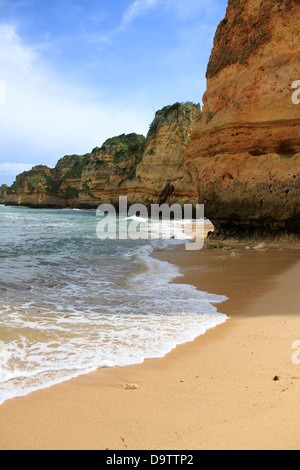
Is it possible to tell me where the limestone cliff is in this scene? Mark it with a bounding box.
[124,102,200,208]
[185,0,300,237]
[4,102,200,209]
[0,184,8,203]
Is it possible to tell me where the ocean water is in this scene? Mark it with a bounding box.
[0,205,228,405]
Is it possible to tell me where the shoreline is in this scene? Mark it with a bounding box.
[0,241,300,449]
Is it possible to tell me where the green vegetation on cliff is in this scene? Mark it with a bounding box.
[6,133,147,200]
[100,133,146,164]
[100,133,146,180]
[10,166,51,195]
[148,102,200,137]
[0,184,8,199]
[55,154,90,179]
[61,186,79,200]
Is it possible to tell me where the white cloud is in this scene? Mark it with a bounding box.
[121,0,221,26]
[0,162,36,176]
[92,0,161,43]
[167,0,222,20]
[0,23,152,175]
[95,0,221,51]
[122,0,160,25]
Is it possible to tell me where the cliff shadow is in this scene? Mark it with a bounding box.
[153,243,300,317]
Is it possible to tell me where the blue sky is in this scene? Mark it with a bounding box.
[0,0,228,186]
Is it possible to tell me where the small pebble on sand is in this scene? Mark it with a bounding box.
[123,383,139,390]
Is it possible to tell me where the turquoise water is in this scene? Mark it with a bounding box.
[0,205,227,404]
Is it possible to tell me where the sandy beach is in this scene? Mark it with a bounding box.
[0,240,300,450]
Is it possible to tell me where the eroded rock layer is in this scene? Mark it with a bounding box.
[185,0,300,237]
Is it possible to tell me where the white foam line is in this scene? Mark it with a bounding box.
[0,233,228,406]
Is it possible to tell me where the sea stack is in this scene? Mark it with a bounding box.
[185,0,300,237]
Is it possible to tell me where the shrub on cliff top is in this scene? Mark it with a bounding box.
[100,133,146,164]
[56,154,91,179]
[10,166,51,194]
[148,102,200,137]
[0,185,8,198]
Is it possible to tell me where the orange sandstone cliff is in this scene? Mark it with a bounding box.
[185,0,300,237]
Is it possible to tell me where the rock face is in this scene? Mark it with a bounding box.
[185,0,300,237]
[0,185,8,202]
[130,102,200,208]
[3,103,200,210]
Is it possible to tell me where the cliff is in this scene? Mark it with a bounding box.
[185,0,300,237]
[0,184,8,202]
[4,102,200,209]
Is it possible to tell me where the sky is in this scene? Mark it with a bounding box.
[0,0,228,186]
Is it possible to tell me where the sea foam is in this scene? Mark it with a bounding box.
[0,206,228,405]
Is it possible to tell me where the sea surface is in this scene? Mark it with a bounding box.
[0,205,228,405]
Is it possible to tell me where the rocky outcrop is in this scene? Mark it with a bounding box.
[125,102,200,208]
[4,102,200,209]
[4,136,146,209]
[185,0,300,237]
[0,184,8,203]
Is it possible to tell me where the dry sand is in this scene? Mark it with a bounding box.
[0,241,300,450]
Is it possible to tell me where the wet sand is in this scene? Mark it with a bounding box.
[0,240,299,450]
